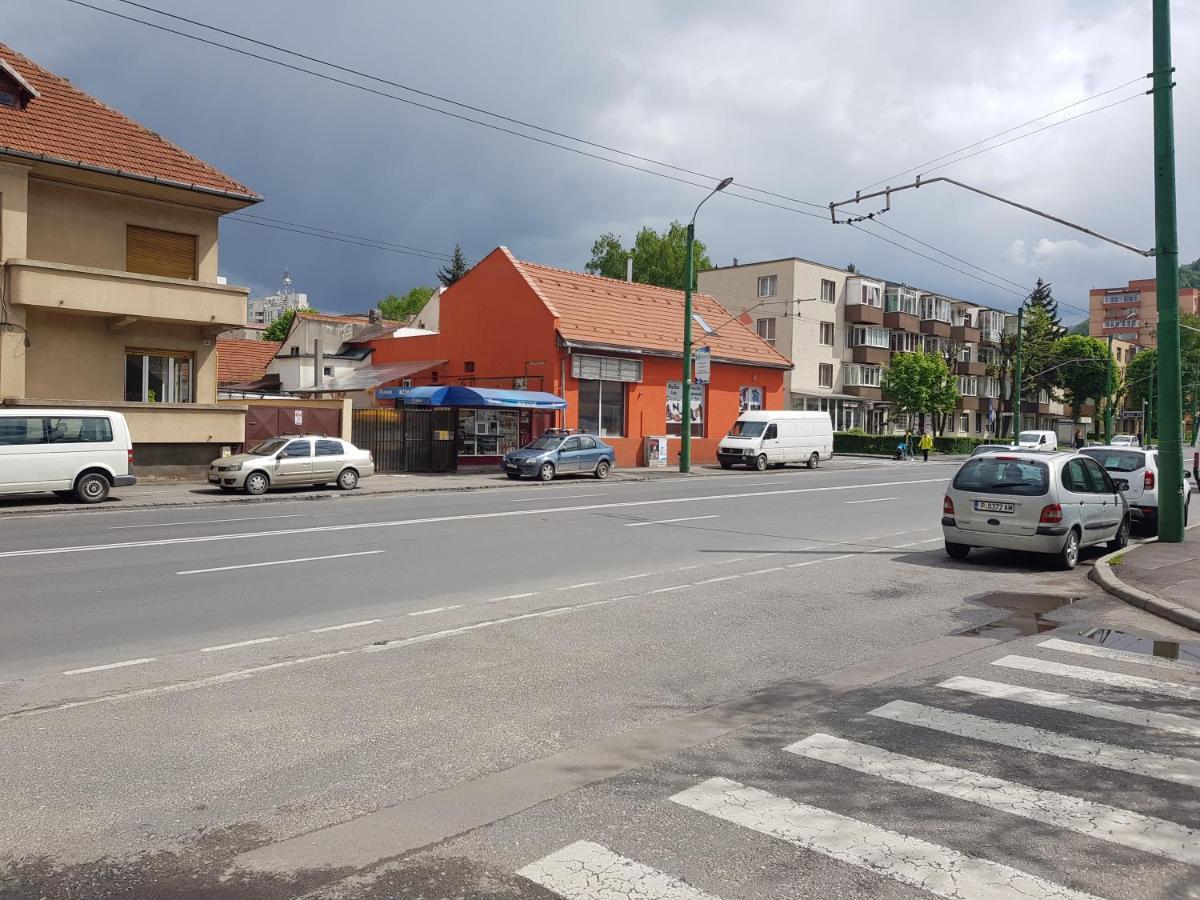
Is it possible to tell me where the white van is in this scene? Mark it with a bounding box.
[717,410,834,470]
[0,409,137,503]
[1017,430,1059,450]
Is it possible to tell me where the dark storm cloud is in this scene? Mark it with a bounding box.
[6,0,1198,321]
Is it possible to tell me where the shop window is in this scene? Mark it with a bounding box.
[457,409,521,456]
[579,380,625,437]
[666,381,703,438]
[124,350,193,403]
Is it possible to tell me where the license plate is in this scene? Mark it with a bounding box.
[506,464,519,471]
[974,500,1015,514]
[208,475,220,483]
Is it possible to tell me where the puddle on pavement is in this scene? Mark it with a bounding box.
[958,591,1081,641]
[1073,627,1200,665]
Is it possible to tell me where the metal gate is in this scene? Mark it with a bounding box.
[351,407,458,473]
[243,404,342,449]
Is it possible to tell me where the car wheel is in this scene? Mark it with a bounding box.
[244,471,270,495]
[506,472,522,480]
[337,468,359,491]
[74,473,109,504]
[538,462,555,482]
[754,454,768,472]
[719,461,733,469]
[945,542,970,560]
[594,460,610,479]
[1057,528,1081,570]
[807,452,820,470]
[1107,516,1130,553]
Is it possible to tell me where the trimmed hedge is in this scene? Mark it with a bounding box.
[834,432,999,455]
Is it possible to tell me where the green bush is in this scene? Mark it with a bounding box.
[833,433,999,456]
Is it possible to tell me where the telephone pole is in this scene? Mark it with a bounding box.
[1012,307,1024,440]
[1105,335,1115,444]
[1152,0,1185,541]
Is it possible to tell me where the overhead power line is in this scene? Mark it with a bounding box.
[225,216,461,264]
[233,213,461,262]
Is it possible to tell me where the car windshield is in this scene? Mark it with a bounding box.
[728,420,767,438]
[1079,448,1145,473]
[247,438,289,456]
[1018,432,1048,445]
[952,457,1050,496]
[527,436,562,450]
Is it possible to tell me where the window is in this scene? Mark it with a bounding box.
[126,225,197,280]
[1081,458,1114,493]
[464,361,475,373]
[579,379,625,437]
[124,350,193,403]
[820,279,836,303]
[885,287,918,315]
[818,363,834,388]
[458,409,520,455]
[847,281,882,307]
[0,90,16,109]
[757,274,777,298]
[953,457,1049,496]
[960,412,970,433]
[959,344,973,363]
[860,284,882,307]
[572,355,642,383]
[849,325,889,348]
[890,331,921,353]
[561,437,581,452]
[975,413,983,433]
[756,318,776,346]
[980,377,1001,398]
[1061,458,1093,494]
[578,436,597,450]
[315,439,343,457]
[282,439,312,458]
[0,416,114,445]
[819,322,834,346]
[919,295,952,322]
[764,424,778,440]
[843,364,882,387]
[957,376,978,396]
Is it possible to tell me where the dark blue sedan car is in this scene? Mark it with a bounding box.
[502,429,615,482]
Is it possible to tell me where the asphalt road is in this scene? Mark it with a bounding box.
[1,461,1197,899]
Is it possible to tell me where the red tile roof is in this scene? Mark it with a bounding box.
[217,339,281,385]
[507,250,791,369]
[0,43,259,200]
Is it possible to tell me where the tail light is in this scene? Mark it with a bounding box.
[127,449,134,466]
[1144,470,1155,490]
[943,495,955,515]
[1039,503,1063,524]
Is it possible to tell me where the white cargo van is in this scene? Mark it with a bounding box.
[0,409,137,503]
[717,410,834,470]
[1017,430,1059,450]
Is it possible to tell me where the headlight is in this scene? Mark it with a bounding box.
[227,462,242,471]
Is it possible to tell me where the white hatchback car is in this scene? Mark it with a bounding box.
[942,450,1129,569]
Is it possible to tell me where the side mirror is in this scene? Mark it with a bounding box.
[276,451,287,459]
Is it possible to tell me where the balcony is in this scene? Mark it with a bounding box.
[845,303,884,325]
[979,328,1002,346]
[850,346,890,365]
[920,318,951,338]
[950,323,980,343]
[883,310,919,332]
[956,360,986,377]
[957,396,982,411]
[7,258,248,329]
[843,385,882,401]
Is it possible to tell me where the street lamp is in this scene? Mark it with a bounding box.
[680,176,733,473]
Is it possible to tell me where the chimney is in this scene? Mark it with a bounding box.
[313,338,323,390]
[368,308,381,324]
[626,254,634,283]
[732,257,738,266]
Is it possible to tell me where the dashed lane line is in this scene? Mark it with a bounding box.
[486,592,539,603]
[177,550,384,575]
[200,636,280,653]
[110,514,305,530]
[625,515,720,528]
[62,657,156,676]
[310,620,381,633]
[407,605,464,617]
[844,496,897,504]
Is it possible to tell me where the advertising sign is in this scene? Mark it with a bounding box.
[738,386,764,413]
[666,381,704,426]
[694,346,711,384]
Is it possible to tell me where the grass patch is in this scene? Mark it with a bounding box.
[1109,552,1126,568]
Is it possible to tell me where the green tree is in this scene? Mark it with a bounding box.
[1180,257,1200,290]
[1021,299,1065,402]
[263,306,313,342]
[1066,319,1090,336]
[882,352,959,435]
[1052,334,1109,422]
[437,244,469,287]
[585,222,712,290]
[378,286,435,322]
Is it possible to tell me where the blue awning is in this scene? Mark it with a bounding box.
[389,385,567,410]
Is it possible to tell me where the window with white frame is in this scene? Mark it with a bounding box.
[919,295,952,322]
[890,331,921,353]
[976,346,999,366]
[757,274,777,298]
[958,344,973,363]
[819,322,835,346]
[756,317,776,346]
[820,279,836,303]
[980,376,1001,398]
[843,364,882,387]
[958,375,978,396]
[885,287,918,315]
[924,335,952,358]
[817,363,833,388]
[849,325,889,348]
[124,350,193,403]
[960,412,970,433]
[847,281,882,307]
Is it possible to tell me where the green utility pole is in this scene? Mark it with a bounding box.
[1153,0,1185,541]
[1147,368,1155,442]
[1012,307,1024,440]
[1105,334,1115,444]
[680,223,696,473]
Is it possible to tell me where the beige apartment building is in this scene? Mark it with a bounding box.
[0,43,260,468]
[1089,277,1200,348]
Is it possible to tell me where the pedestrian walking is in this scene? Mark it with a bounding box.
[904,428,914,461]
[1073,428,1084,449]
[918,430,933,462]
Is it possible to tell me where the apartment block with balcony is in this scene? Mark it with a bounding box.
[0,43,260,469]
[1089,277,1200,348]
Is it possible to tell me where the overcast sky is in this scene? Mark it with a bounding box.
[8,0,1199,322]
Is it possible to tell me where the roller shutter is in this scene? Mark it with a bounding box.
[126,225,197,280]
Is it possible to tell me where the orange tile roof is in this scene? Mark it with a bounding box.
[0,43,258,200]
[217,339,281,385]
[507,250,791,369]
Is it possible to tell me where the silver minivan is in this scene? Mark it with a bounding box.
[942,450,1129,569]
[0,408,137,503]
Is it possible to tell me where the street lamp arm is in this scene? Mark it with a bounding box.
[691,176,735,226]
[829,176,1154,257]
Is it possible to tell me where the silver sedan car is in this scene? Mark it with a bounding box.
[209,435,375,495]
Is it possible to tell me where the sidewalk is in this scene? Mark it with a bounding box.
[1091,527,1200,631]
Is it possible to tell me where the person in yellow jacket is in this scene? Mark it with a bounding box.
[918,430,934,462]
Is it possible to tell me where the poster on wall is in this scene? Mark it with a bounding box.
[666,381,704,425]
[738,386,764,413]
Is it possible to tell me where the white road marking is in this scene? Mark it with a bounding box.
[939,676,1200,738]
[785,553,854,569]
[670,777,1100,900]
[62,657,157,676]
[0,478,947,559]
[518,840,722,900]
[1038,637,1200,673]
[649,584,691,594]
[993,655,1200,701]
[625,515,720,528]
[176,550,384,575]
[200,636,280,653]
[694,574,741,585]
[109,514,305,530]
[742,566,785,576]
[310,619,381,633]
[559,582,599,590]
[509,493,605,502]
[869,699,1200,788]
[786,733,1200,866]
[486,592,539,603]
[611,572,656,581]
[407,605,464,617]
[844,496,897,504]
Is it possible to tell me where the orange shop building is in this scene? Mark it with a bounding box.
[367,247,791,467]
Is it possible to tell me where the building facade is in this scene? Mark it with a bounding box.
[247,269,308,325]
[1089,277,1200,348]
[0,42,259,468]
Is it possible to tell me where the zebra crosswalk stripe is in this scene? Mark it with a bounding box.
[785,733,1200,866]
[938,676,1200,738]
[670,777,1102,900]
[869,700,1200,788]
[993,655,1200,702]
[1039,638,1200,673]
[518,840,723,900]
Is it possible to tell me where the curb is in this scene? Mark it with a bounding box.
[1090,537,1200,632]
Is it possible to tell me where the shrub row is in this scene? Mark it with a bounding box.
[833,432,1000,455]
